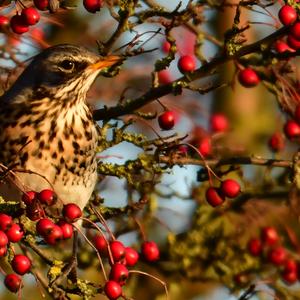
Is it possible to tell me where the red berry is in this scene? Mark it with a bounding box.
[284,259,298,273]
[38,189,56,206]
[205,187,225,207]
[268,246,287,265]
[104,280,122,300]
[141,241,160,262]
[124,247,139,267]
[26,201,44,221]
[274,40,295,53]
[83,0,103,13]
[278,5,297,26]
[11,254,31,275]
[178,55,196,73]
[57,220,73,239]
[22,191,36,205]
[21,7,40,26]
[284,120,300,139]
[33,0,49,10]
[210,113,229,133]
[158,111,175,130]
[162,41,171,53]
[247,238,263,256]
[0,231,8,247]
[268,132,285,152]
[0,246,7,257]
[290,22,300,40]
[110,241,126,262]
[282,270,297,284]
[198,137,212,157]
[44,225,63,245]
[94,234,108,254]
[4,274,22,293]
[261,227,279,246]
[238,68,260,87]
[63,203,82,223]
[6,224,23,243]
[287,34,300,49]
[0,213,13,231]
[220,179,241,198]
[158,70,172,84]
[10,15,29,35]
[0,16,9,31]
[36,218,55,236]
[109,263,129,285]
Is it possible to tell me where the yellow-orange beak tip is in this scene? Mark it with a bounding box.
[89,55,123,70]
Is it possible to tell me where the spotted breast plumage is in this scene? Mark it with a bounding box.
[0,44,120,210]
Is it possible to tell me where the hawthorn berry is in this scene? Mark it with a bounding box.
[210,113,229,133]
[26,202,44,221]
[125,247,139,267]
[158,111,175,130]
[83,0,103,13]
[10,15,29,35]
[109,263,129,286]
[21,7,40,26]
[205,187,225,207]
[158,70,171,84]
[38,189,56,206]
[110,240,126,262]
[104,280,122,300]
[268,132,285,152]
[0,231,8,247]
[141,241,160,262]
[162,41,171,53]
[94,234,108,254]
[4,274,22,293]
[282,269,298,284]
[198,137,212,157]
[268,246,287,265]
[284,120,300,139]
[274,40,295,53]
[0,16,9,31]
[36,218,55,236]
[6,223,23,243]
[57,220,73,239]
[11,254,31,275]
[220,179,241,198]
[278,5,297,26]
[0,246,7,257]
[238,68,260,87]
[22,191,36,205]
[290,22,300,40]
[0,213,13,231]
[44,225,63,245]
[284,259,298,273]
[63,203,82,222]
[261,226,279,246]
[287,34,300,49]
[33,0,49,10]
[247,238,263,256]
[178,55,196,73]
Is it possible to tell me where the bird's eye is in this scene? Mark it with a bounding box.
[59,60,75,71]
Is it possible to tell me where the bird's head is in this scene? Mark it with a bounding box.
[4,44,122,103]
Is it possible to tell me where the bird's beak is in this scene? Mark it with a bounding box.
[89,55,122,70]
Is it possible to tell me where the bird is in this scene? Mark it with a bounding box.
[0,44,121,211]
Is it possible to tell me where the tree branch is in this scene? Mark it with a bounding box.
[93,26,289,121]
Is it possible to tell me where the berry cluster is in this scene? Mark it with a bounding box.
[0,189,82,294]
[205,179,241,207]
[277,4,300,52]
[247,227,298,285]
[93,235,160,299]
